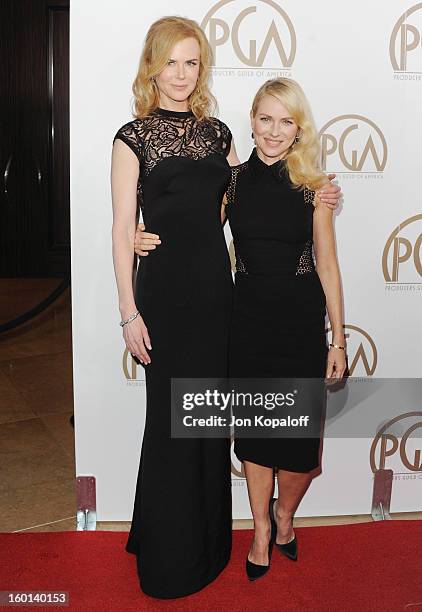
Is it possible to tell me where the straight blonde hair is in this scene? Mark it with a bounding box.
[132,16,216,120]
[251,78,327,191]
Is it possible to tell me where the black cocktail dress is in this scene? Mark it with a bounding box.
[113,108,233,598]
[226,148,328,473]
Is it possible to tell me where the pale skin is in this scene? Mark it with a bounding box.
[113,37,199,365]
[113,35,339,364]
[112,37,241,366]
[242,95,345,567]
[136,92,346,567]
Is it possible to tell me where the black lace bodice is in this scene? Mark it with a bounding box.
[113,108,232,215]
[112,107,233,310]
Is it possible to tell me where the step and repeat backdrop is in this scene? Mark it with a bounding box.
[70,1,422,519]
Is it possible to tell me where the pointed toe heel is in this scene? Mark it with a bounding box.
[276,535,297,561]
[246,513,277,581]
[246,557,270,581]
[269,497,298,561]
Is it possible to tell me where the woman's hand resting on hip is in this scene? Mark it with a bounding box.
[134,223,161,256]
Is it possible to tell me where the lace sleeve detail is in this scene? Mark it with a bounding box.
[304,186,316,207]
[226,167,238,206]
[296,240,315,275]
[210,118,232,157]
[226,163,247,206]
[220,121,232,157]
[113,121,142,162]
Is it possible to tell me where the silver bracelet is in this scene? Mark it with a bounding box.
[119,310,140,327]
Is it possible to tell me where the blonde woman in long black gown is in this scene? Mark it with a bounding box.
[111,17,239,599]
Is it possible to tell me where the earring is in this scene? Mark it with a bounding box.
[251,132,254,139]
[294,135,300,143]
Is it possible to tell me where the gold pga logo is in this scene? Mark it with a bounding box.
[122,348,146,384]
[327,324,377,376]
[319,115,387,175]
[370,412,422,473]
[201,0,296,69]
[390,3,422,74]
[382,214,422,284]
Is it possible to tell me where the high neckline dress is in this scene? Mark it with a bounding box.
[226,148,328,472]
[113,108,233,598]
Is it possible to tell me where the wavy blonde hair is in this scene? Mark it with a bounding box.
[132,16,216,120]
[251,78,327,191]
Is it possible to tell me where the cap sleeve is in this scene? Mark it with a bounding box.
[218,119,232,158]
[113,121,142,162]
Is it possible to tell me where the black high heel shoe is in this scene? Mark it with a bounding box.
[246,514,277,581]
[269,497,298,561]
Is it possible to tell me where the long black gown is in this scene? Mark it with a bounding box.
[226,148,328,472]
[113,108,233,598]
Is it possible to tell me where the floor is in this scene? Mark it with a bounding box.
[0,284,420,535]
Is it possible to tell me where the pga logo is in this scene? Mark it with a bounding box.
[201,0,296,68]
[390,3,422,72]
[382,214,422,283]
[319,115,387,174]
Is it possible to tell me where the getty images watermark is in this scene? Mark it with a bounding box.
[171,378,326,439]
[171,378,422,440]
[182,388,310,430]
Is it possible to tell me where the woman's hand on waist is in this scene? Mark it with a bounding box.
[134,223,161,257]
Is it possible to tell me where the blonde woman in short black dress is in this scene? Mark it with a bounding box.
[224,78,346,581]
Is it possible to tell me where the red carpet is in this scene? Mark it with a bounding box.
[1,522,421,611]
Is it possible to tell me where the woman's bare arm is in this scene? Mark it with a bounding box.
[312,199,346,379]
[111,140,139,314]
[111,140,151,362]
[221,192,228,224]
